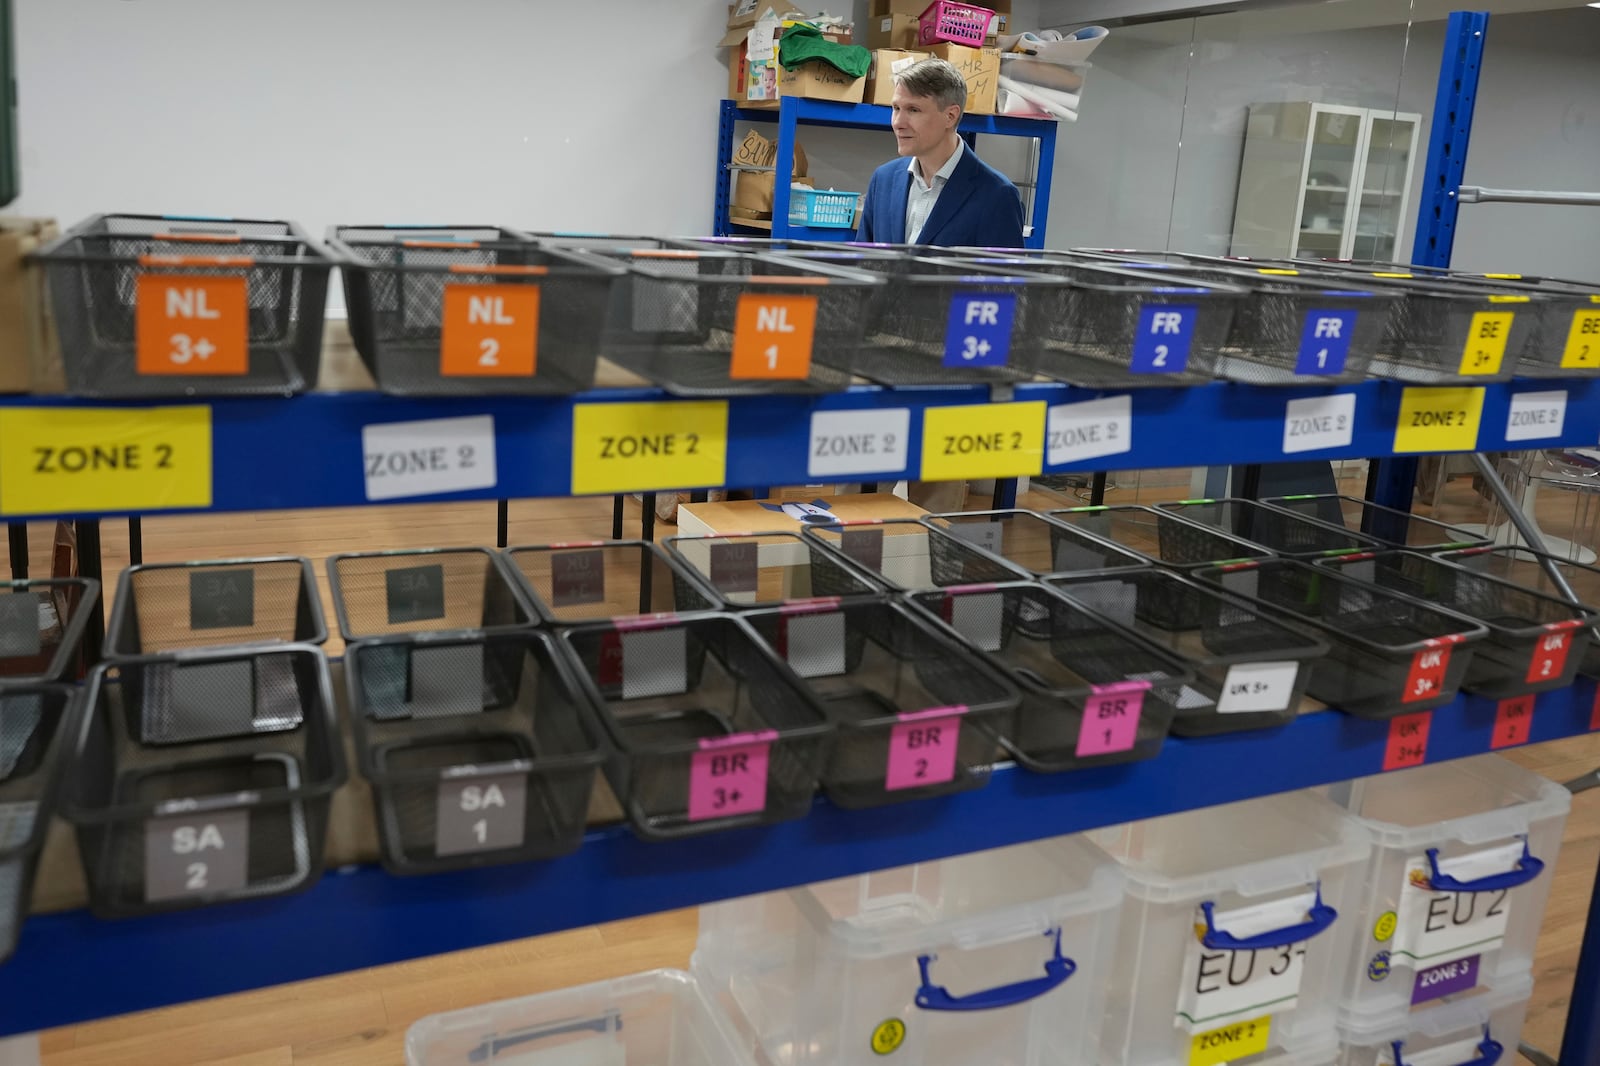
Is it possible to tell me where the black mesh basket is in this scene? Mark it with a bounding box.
[1158,498,1383,560]
[1069,250,1399,385]
[1049,504,1273,576]
[1047,570,1326,736]
[329,225,624,396]
[1318,551,1600,699]
[755,250,1067,386]
[662,532,883,609]
[326,548,534,641]
[61,646,344,917]
[926,249,1242,387]
[1301,261,1600,379]
[553,243,882,396]
[923,509,1152,578]
[906,582,1193,772]
[32,213,334,397]
[502,541,716,626]
[0,578,98,686]
[741,599,1016,808]
[1262,494,1489,553]
[1193,558,1488,718]
[1440,545,1600,679]
[560,614,831,840]
[1258,263,1534,384]
[802,519,1032,592]
[345,631,604,875]
[105,557,327,658]
[0,686,74,962]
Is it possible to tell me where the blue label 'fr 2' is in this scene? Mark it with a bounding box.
[1295,309,1358,375]
[1130,304,1197,374]
[943,292,1016,368]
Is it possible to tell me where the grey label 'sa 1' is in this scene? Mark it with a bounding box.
[436,773,527,857]
[386,563,447,624]
[190,569,255,630]
[145,809,250,902]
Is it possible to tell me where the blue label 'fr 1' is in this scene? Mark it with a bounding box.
[943,293,1016,368]
[1296,309,1359,375]
[1130,305,1196,374]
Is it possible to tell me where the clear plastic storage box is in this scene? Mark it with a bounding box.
[405,968,754,1066]
[1330,756,1567,1024]
[1336,970,1531,1066]
[1092,790,1370,1066]
[693,835,1125,1066]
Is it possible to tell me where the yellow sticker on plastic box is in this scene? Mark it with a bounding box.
[921,401,1046,481]
[1189,1015,1272,1066]
[570,400,728,494]
[1562,310,1600,369]
[0,406,212,516]
[1393,387,1485,453]
[1459,311,1517,375]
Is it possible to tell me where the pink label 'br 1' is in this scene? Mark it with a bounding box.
[1076,680,1151,757]
[886,706,967,791]
[687,731,777,822]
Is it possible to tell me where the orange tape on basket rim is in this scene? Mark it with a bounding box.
[138,253,255,268]
[402,239,482,249]
[152,232,242,244]
[747,275,831,285]
[445,263,549,276]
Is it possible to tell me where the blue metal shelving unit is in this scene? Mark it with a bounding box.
[3,679,1596,1036]
[0,377,1594,521]
[713,97,1057,248]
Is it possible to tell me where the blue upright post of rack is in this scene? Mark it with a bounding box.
[1366,10,1490,516]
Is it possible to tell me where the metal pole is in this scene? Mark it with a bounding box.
[7,525,26,581]
[1466,452,1582,606]
[496,500,509,549]
[1089,472,1108,507]
[128,517,142,567]
[611,495,624,540]
[1458,185,1600,207]
[75,520,103,664]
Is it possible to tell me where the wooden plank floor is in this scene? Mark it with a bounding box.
[26,483,1600,1064]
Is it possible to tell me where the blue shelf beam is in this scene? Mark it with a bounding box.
[3,682,1594,1036]
[714,98,1058,248]
[0,377,1595,522]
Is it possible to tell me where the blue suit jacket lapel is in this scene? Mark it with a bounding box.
[882,166,912,244]
[916,148,979,246]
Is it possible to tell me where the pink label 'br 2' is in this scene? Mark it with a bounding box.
[1076,680,1151,757]
[886,706,967,791]
[687,731,777,822]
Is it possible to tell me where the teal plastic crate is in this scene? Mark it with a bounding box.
[789,187,860,229]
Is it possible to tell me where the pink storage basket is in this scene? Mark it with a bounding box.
[918,1,995,47]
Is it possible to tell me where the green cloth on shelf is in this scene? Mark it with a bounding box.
[777,24,872,77]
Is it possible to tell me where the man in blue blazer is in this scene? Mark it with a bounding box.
[855,57,1024,248]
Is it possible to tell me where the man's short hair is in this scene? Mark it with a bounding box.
[894,57,968,115]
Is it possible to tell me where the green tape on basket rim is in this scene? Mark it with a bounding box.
[1438,540,1480,550]
[1176,498,1214,505]
[1069,505,1109,512]
[1322,548,1363,557]
[1281,494,1316,500]
[1217,557,1258,567]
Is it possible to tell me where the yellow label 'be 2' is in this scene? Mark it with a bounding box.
[0,406,213,515]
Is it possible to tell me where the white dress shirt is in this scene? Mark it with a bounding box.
[904,137,965,244]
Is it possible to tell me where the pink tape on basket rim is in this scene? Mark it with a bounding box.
[896,704,969,723]
[779,596,843,615]
[1089,679,1153,697]
[698,729,780,750]
[549,540,607,549]
[944,582,1000,595]
[613,612,678,631]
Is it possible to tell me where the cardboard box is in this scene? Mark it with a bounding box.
[0,218,58,393]
[726,20,856,106]
[865,48,930,105]
[734,172,814,220]
[929,41,1000,115]
[782,58,866,103]
[870,0,933,16]
[868,12,920,48]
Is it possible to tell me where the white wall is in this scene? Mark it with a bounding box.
[1037,5,1600,278]
[5,0,729,238]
